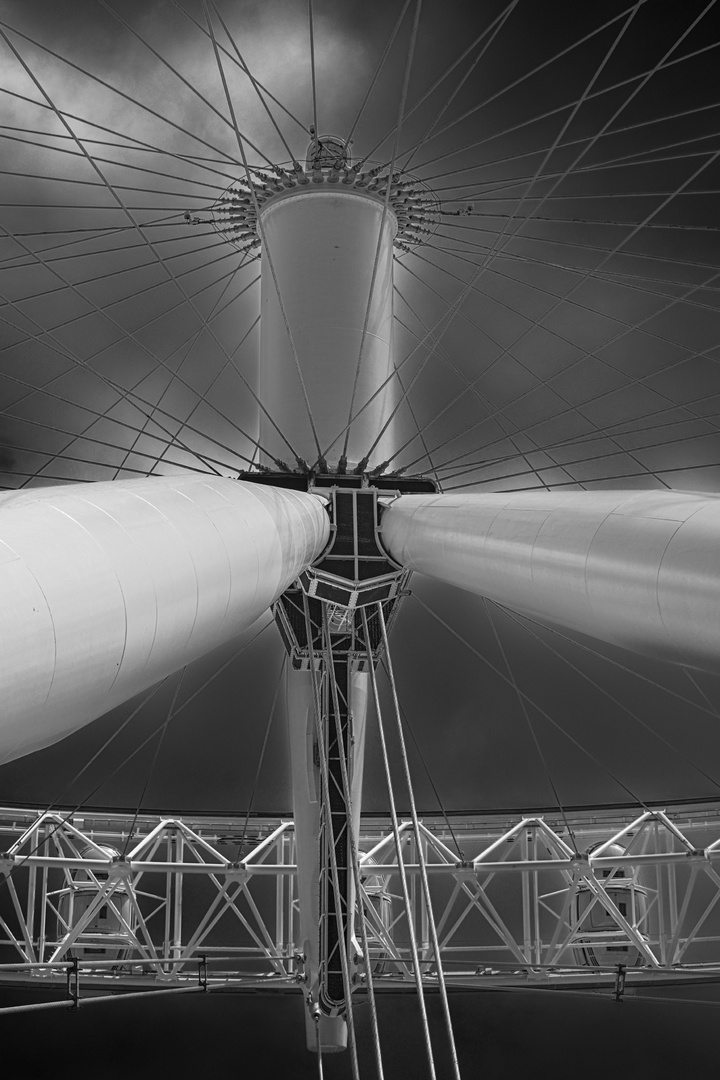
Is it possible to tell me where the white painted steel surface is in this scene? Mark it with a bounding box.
[259,187,398,467]
[285,665,369,1052]
[380,490,720,671]
[0,476,330,762]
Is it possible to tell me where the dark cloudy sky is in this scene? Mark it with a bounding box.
[2,0,720,1074]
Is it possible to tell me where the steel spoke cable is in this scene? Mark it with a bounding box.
[1,246,254,363]
[429,141,720,203]
[314,1017,325,1080]
[3,232,238,307]
[397,245,706,488]
[420,128,720,196]
[203,0,319,466]
[345,0,412,148]
[361,0,578,168]
[436,427,720,487]
[417,95,720,189]
[390,345,443,485]
[23,401,223,487]
[352,0,649,471]
[401,0,520,175]
[427,412,697,479]
[422,186,720,203]
[388,234,720,483]
[435,425,720,487]
[401,28,720,173]
[0,264,262,474]
[0,166,224,204]
[1,237,238,333]
[404,337,720,484]
[341,0,423,465]
[0,383,223,477]
[7,622,273,889]
[0,271,261,477]
[0,472,98,488]
[1,362,243,493]
[502,395,720,471]
[2,225,230,273]
[308,0,319,160]
[432,409,720,481]
[0,217,222,263]
[0,617,274,890]
[392,2,647,166]
[393,283,557,489]
[682,668,720,718]
[413,594,649,808]
[444,459,720,492]
[360,608,438,1080]
[121,668,187,857]
[95,0,274,168]
[443,457,720,492]
[378,665,464,860]
[322,613,386,1080]
[0,443,199,482]
[498,604,720,792]
[210,2,297,166]
[147,313,261,478]
[114,253,253,479]
[420,343,720,479]
[377,602,462,1080]
[167,0,309,136]
[0,127,231,194]
[433,216,720,281]
[0,199,220,212]
[0,18,247,169]
[1,220,218,256]
[427,232,720,313]
[399,146,720,474]
[300,594,361,1080]
[0,42,290,466]
[0,86,240,185]
[482,598,581,853]
[323,184,552,468]
[235,655,286,863]
[391,0,657,467]
[0,297,237,479]
[0,215,186,248]
[320,240,511,467]
[431,217,715,270]
[393,271,578,488]
[381,246,586,480]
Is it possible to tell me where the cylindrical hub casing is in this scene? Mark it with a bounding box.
[0,476,329,762]
[259,187,397,468]
[380,489,720,672]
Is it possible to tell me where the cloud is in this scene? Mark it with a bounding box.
[1,0,375,173]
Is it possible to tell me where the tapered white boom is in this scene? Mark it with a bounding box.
[380,489,720,672]
[0,475,329,763]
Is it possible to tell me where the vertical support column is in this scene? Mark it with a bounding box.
[276,831,286,967]
[521,829,532,964]
[163,831,173,973]
[320,658,351,1011]
[26,823,38,957]
[172,831,183,969]
[286,657,371,1052]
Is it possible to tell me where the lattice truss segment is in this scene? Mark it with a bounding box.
[1,804,720,1008]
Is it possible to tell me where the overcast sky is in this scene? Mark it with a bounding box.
[2,1,720,1073]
